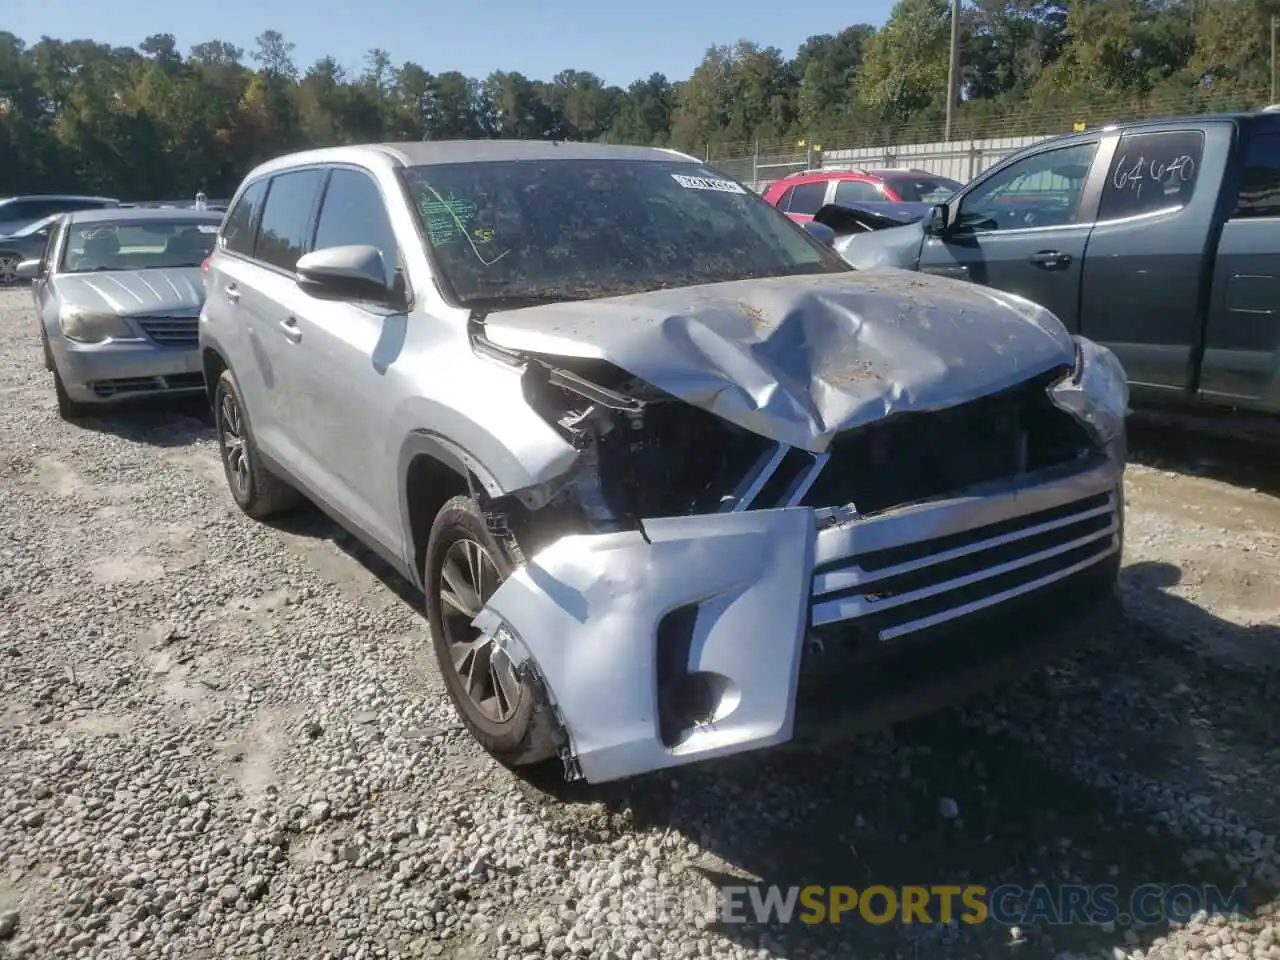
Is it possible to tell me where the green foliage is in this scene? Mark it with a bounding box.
[0,1,1275,197]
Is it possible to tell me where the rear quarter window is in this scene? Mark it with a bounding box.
[221,180,269,257]
[783,181,828,215]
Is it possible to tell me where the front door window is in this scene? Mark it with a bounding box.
[958,142,1100,232]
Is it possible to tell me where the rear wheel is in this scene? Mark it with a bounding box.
[0,253,20,287]
[213,369,301,519]
[424,495,556,767]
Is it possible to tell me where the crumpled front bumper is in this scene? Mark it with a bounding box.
[474,455,1123,783]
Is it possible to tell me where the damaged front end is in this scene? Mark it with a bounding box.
[464,308,1128,785]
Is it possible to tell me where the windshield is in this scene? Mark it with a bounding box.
[403,159,849,306]
[58,220,219,273]
[884,175,964,203]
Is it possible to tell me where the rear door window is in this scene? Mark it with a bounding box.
[254,170,325,270]
[1233,132,1280,218]
[1098,129,1204,221]
[834,180,884,204]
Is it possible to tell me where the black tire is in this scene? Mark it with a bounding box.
[424,495,557,767]
[40,325,53,372]
[213,368,301,519]
[0,252,21,287]
[52,365,92,421]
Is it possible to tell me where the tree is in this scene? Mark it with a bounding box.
[857,0,953,121]
[1,10,1275,200]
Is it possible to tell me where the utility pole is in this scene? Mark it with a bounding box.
[1272,15,1277,103]
[945,0,962,141]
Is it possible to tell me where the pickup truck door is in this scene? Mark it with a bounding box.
[1077,124,1226,395]
[1199,127,1280,408]
[916,138,1111,332]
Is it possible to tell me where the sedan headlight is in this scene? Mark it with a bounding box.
[59,306,136,344]
[1049,335,1129,451]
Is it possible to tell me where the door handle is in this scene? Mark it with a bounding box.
[278,317,302,343]
[1029,250,1072,269]
[224,284,240,303]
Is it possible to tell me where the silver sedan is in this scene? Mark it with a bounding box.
[18,207,223,419]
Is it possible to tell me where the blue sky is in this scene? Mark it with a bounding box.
[6,0,897,88]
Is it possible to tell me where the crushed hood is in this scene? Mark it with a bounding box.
[481,271,1077,453]
[53,268,205,316]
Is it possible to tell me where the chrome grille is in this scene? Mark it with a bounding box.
[137,316,198,348]
[810,487,1120,642]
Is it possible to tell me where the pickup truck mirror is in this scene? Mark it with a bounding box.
[15,259,41,281]
[923,203,950,236]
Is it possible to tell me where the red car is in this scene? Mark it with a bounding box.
[762,169,964,222]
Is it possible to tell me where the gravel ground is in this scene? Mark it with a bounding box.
[1,286,1279,960]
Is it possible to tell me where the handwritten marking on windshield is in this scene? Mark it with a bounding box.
[417,195,478,244]
[414,186,509,267]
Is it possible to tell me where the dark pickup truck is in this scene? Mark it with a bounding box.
[832,111,1280,412]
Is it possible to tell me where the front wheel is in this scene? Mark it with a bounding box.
[213,369,301,519]
[424,495,556,767]
[53,366,92,421]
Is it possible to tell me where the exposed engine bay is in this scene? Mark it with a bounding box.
[474,317,1105,538]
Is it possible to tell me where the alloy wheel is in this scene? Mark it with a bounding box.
[438,538,521,723]
[218,390,250,498]
[0,255,20,286]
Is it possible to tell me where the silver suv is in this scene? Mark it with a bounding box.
[199,141,1129,784]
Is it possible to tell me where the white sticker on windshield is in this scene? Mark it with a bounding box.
[197,225,219,233]
[671,173,747,194]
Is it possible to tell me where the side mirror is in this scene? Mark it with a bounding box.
[15,259,41,281]
[296,245,393,304]
[801,220,837,247]
[924,204,950,236]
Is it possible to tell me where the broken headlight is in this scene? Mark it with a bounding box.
[1049,335,1128,449]
[518,355,773,525]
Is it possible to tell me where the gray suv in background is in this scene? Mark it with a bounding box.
[199,141,1129,784]
[0,194,120,235]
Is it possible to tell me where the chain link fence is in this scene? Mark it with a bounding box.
[705,85,1275,189]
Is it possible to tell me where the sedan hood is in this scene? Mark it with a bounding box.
[54,268,204,315]
[481,272,1077,453]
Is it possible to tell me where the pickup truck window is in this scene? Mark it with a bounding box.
[1233,132,1280,218]
[957,141,1097,232]
[1099,129,1204,221]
